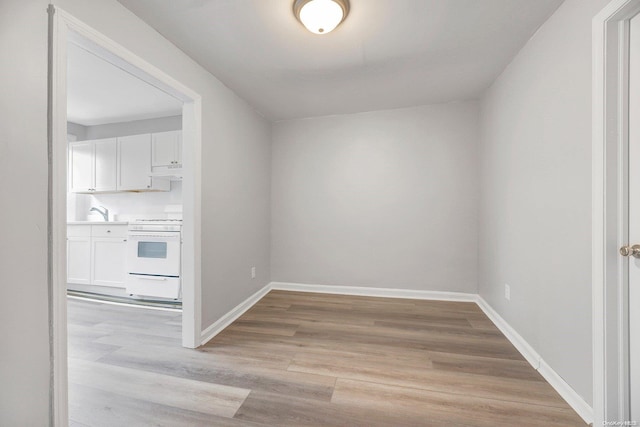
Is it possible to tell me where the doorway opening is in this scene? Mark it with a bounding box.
[49,6,202,425]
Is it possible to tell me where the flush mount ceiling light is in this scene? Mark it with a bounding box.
[293,0,350,35]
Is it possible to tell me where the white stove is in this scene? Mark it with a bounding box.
[126,218,182,300]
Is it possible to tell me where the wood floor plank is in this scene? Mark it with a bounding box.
[234,390,450,427]
[98,344,337,402]
[292,323,524,360]
[225,319,300,336]
[288,350,568,408]
[427,350,545,381]
[69,358,250,418]
[331,378,585,427]
[69,383,266,427]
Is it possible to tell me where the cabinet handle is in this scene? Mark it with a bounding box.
[106,230,111,233]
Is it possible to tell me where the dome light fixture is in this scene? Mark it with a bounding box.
[293,0,350,35]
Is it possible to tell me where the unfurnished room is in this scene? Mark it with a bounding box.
[1,0,639,426]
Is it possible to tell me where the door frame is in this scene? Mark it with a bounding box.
[593,0,640,424]
[48,6,202,426]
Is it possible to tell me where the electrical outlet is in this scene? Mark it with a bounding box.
[251,267,256,279]
[505,284,511,301]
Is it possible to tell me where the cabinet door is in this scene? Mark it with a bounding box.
[118,134,152,191]
[92,237,127,287]
[152,131,180,168]
[175,132,182,166]
[93,138,117,192]
[67,236,91,285]
[69,141,94,193]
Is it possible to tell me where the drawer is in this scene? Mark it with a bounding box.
[67,225,91,237]
[126,274,181,299]
[91,224,128,238]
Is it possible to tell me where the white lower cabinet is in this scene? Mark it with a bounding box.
[92,238,127,287]
[67,236,91,285]
[67,224,128,288]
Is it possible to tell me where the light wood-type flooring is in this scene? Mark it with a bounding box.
[67,290,586,426]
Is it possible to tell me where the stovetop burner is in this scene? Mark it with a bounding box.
[128,218,183,231]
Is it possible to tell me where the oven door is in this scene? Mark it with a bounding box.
[126,232,181,277]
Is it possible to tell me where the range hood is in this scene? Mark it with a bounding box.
[150,170,183,181]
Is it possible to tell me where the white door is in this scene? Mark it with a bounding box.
[69,141,93,192]
[628,12,640,421]
[152,131,180,167]
[92,237,126,287]
[67,236,91,285]
[118,134,152,191]
[93,138,117,192]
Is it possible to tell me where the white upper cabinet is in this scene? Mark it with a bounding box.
[69,138,117,193]
[69,132,172,193]
[117,134,152,191]
[93,139,118,192]
[117,134,170,192]
[69,141,94,193]
[152,130,182,170]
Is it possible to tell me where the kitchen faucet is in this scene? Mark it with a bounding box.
[89,206,109,222]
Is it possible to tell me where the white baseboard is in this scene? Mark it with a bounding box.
[200,284,271,346]
[537,359,593,425]
[475,296,593,425]
[475,296,542,369]
[270,281,477,302]
[199,281,592,424]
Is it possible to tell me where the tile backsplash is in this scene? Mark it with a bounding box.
[68,181,182,221]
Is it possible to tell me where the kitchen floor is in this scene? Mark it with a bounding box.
[67,291,585,426]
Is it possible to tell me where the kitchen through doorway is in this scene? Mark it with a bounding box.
[66,38,185,309]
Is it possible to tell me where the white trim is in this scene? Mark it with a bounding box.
[49,6,202,426]
[48,6,68,426]
[537,359,594,425]
[474,297,541,370]
[593,1,640,425]
[269,281,477,302]
[200,284,272,345]
[476,297,593,424]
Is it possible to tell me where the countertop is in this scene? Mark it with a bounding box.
[67,221,129,225]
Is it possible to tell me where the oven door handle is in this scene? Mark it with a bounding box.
[130,275,169,281]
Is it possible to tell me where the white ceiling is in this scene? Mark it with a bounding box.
[117,0,564,121]
[67,42,183,126]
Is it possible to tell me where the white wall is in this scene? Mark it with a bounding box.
[0,1,271,424]
[478,0,610,407]
[272,102,479,292]
[84,115,181,139]
[0,1,50,424]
